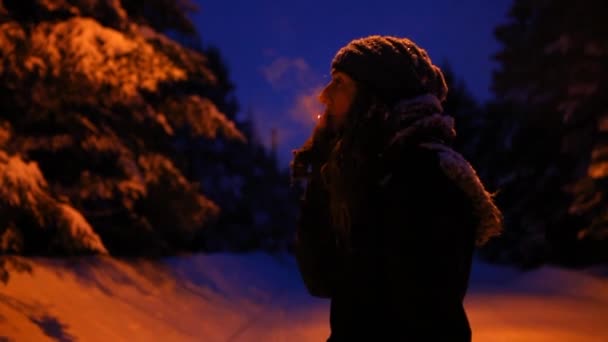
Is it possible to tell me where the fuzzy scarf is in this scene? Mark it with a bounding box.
[387,94,503,246]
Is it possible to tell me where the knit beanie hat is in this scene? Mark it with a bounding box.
[331,35,448,105]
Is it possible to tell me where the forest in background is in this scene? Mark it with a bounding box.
[0,0,606,282]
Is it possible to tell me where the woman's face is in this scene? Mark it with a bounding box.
[318,70,357,132]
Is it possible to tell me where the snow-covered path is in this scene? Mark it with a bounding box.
[0,253,607,341]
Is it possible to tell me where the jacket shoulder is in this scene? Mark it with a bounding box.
[379,143,448,190]
[378,142,475,225]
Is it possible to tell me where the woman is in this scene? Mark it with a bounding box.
[290,35,503,341]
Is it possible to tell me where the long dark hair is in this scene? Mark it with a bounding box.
[291,83,390,246]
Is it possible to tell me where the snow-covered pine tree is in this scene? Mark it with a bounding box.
[0,0,244,256]
[170,44,299,253]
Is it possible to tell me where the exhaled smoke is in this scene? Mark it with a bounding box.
[260,56,313,91]
[288,85,324,127]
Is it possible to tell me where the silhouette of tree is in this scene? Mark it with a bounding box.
[481,0,608,266]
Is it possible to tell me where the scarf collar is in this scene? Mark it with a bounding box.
[385,94,456,149]
[383,93,503,246]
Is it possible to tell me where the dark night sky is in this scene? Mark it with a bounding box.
[192,0,512,167]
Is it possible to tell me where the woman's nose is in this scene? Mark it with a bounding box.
[318,84,330,105]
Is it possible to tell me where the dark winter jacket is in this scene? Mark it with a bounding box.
[295,138,478,341]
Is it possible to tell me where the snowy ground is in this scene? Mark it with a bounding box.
[0,252,607,342]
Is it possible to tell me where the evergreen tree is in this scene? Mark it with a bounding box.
[0,0,244,257]
[441,63,484,162]
[483,0,608,266]
[160,42,299,253]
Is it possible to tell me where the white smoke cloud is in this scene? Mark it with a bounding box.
[259,56,317,90]
[258,56,328,166]
[288,85,324,128]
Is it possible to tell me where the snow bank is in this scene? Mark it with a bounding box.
[0,253,606,341]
